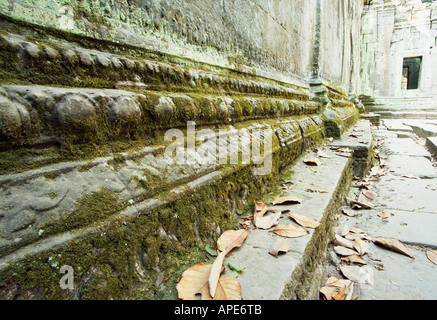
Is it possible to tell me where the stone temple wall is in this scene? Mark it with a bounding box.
[0,0,362,299]
[360,0,437,111]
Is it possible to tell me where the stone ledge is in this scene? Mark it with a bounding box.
[0,31,308,101]
[426,137,437,157]
[0,84,321,151]
[220,121,371,300]
[0,113,327,259]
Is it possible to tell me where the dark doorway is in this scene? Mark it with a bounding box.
[402,57,422,90]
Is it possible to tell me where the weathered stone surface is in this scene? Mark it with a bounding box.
[0,96,30,140]
[154,96,175,121]
[22,41,40,58]
[78,50,94,66]
[55,94,97,124]
[62,49,78,64]
[108,96,142,123]
[95,53,111,67]
[44,46,59,60]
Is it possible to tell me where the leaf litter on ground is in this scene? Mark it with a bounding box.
[208,229,249,298]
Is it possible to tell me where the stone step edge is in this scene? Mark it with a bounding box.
[0,120,318,271]
[220,120,372,300]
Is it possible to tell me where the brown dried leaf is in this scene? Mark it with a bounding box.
[373,237,413,258]
[272,196,303,206]
[177,264,241,300]
[352,182,372,190]
[304,157,322,166]
[378,211,391,219]
[335,234,354,249]
[334,225,350,237]
[353,239,369,256]
[210,230,248,297]
[341,207,357,217]
[269,238,290,257]
[363,191,378,201]
[345,233,372,242]
[320,286,336,300]
[426,250,437,266]
[217,229,249,255]
[341,255,367,265]
[208,252,226,298]
[332,291,347,300]
[213,275,242,300]
[350,227,366,234]
[334,246,358,257]
[177,264,213,300]
[348,197,375,209]
[255,211,281,229]
[339,265,373,285]
[254,201,269,220]
[320,277,354,300]
[273,224,308,238]
[288,213,320,229]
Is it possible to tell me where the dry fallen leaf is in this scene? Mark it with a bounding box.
[272,196,303,206]
[304,157,322,166]
[332,291,347,300]
[254,201,269,221]
[426,250,437,266]
[320,277,354,300]
[341,207,357,217]
[349,227,366,234]
[320,286,337,300]
[334,246,358,257]
[334,224,350,237]
[345,232,372,241]
[335,234,354,249]
[352,182,372,190]
[177,264,241,300]
[348,198,375,209]
[339,265,373,285]
[255,211,281,229]
[269,238,290,257]
[217,229,249,254]
[363,191,378,201]
[353,239,369,256]
[426,184,436,191]
[373,237,413,258]
[289,213,320,229]
[341,255,367,265]
[378,211,391,219]
[213,275,242,300]
[273,224,308,238]
[209,230,248,297]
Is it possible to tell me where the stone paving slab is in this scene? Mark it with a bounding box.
[371,175,437,213]
[382,119,414,132]
[402,120,437,137]
[380,138,431,158]
[354,208,437,247]
[385,154,437,178]
[325,122,437,300]
[358,243,437,300]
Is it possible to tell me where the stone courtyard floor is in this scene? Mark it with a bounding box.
[325,117,437,300]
